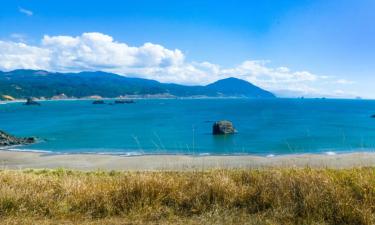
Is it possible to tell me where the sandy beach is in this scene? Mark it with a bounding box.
[0,150,374,170]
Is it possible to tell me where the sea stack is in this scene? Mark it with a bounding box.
[92,100,105,104]
[212,120,237,135]
[24,98,41,106]
[115,99,135,104]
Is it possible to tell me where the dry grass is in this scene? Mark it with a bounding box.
[0,168,375,224]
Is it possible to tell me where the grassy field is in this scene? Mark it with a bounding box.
[1,168,375,224]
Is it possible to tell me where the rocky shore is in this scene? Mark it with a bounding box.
[0,131,36,147]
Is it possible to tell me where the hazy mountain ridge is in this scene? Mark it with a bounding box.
[0,70,275,99]
[206,77,275,98]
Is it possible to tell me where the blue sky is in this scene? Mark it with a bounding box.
[0,0,374,98]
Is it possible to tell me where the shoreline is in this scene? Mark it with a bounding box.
[2,97,373,105]
[0,96,255,105]
[1,150,375,170]
[0,144,364,157]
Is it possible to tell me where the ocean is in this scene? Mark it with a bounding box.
[1,98,375,156]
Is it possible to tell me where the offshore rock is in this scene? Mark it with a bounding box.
[0,130,36,146]
[92,100,105,104]
[24,98,41,106]
[212,120,237,135]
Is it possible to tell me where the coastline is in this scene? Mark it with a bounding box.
[0,96,254,105]
[1,150,375,170]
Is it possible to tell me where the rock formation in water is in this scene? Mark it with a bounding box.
[92,100,105,104]
[212,120,237,135]
[0,130,36,146]
[115,99,135,104]
[24,98,41,106]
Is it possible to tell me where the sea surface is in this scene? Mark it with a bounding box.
[1,98,375,156]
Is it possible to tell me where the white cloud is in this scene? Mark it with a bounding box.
[10,33,27,42]
[0,32,354,97]
[41,33,184,73]
[336,79,355,85]
[19,7,33,16]
[0,41,49,70]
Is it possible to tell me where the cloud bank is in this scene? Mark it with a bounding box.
[19,7,33,16]
[0,32,354,97]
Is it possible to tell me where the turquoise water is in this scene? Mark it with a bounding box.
[1,99,375,156]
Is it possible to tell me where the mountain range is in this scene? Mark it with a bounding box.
[0,70,275,99]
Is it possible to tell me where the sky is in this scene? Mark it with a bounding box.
[0,0,374,98]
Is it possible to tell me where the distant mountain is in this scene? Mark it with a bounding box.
[0,70,275,99]
[207,77,275,98]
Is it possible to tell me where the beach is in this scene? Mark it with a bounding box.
[1,150,375,170]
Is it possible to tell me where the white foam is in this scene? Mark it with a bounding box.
[4,148,52,153]
[123,152,143,156]
[198,153,211,156]
[96,151,143,156]
[325,151,336,156]
[266,154,275,157]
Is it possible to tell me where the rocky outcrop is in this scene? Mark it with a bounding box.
[0,130,36,146]
[87,95,103,100]
[115,99,135,104]
[92,100,105,104]
[212,120,237,135]
[1,95,15,101]
[24,98,41,106]
[51,93,68,100]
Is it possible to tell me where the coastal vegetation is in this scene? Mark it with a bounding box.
[0,69,275,99]
[1,168,375,224]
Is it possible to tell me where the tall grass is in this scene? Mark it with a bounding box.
[1,168,375,224]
